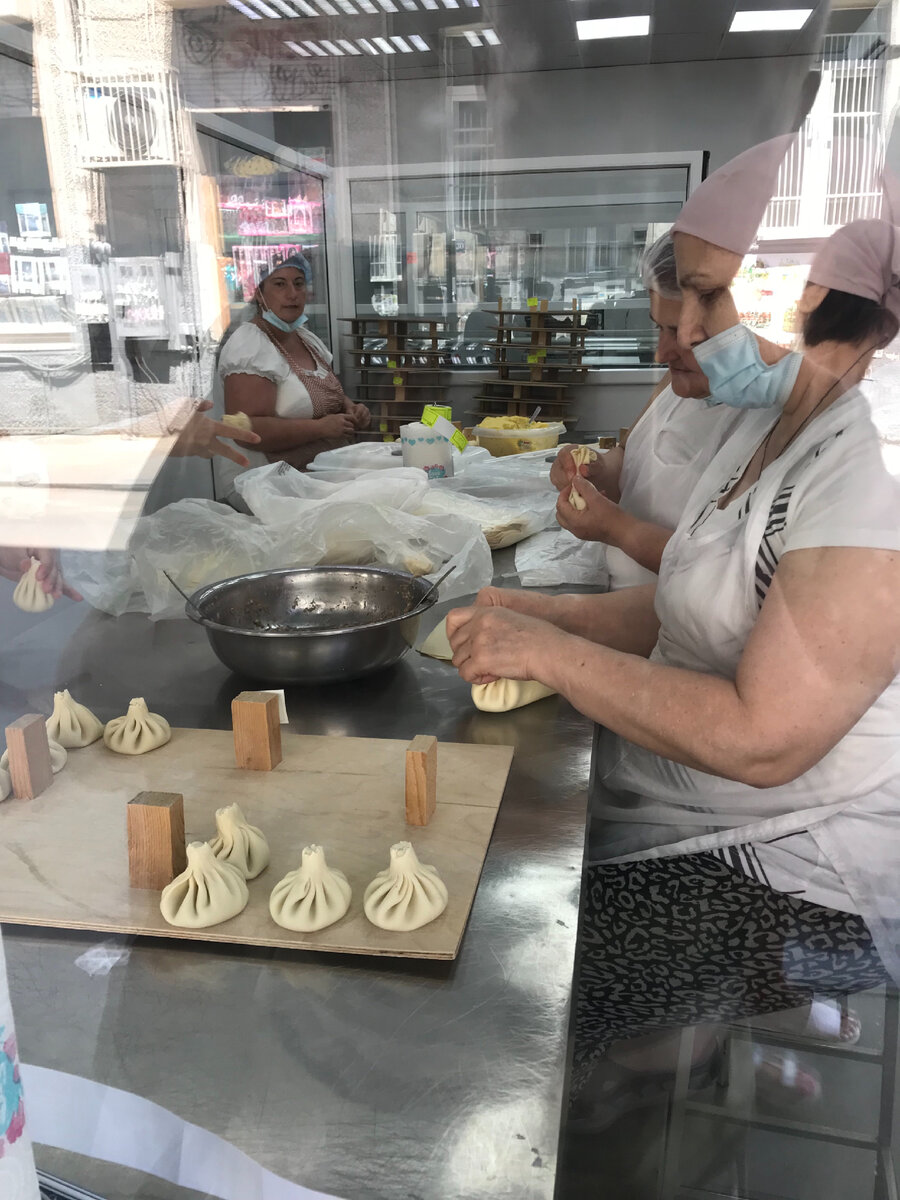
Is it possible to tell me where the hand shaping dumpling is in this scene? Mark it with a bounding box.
[472,679,556,713]
[1,738,67,775]
[13,557,53,613]
[269,844,352,932]
[364,841,448,932]
[208,803,270,880]
[160,841,249,929]
[104,697,171,755]
[0,766,9,802]
[46,689,104,748]
[568,446,598,511]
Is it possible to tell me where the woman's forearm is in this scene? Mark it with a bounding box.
[536,633,762,784]
[615,517,674,575]
[244,415,329,452]
[541,585,661,655]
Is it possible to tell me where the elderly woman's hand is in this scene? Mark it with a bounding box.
[557,475,629,547]
[318,412,356,439]
[550,444,623,499]
[171,400,261,467]
[446,604,564,685]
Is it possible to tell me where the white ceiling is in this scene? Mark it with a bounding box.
[173,0,884,82]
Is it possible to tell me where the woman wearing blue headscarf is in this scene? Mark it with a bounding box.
[219,254,370,475]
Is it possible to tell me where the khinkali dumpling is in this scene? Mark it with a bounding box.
[0,766,10,802]
[269,844,351,932]
[46,689,104,748]
[418,617,453,661]
[13,557,53,613]
[160,841,249,929]
[208,803,270,880]
[223,411,253,432]
[364,841,448,932]
[568,446,598,512]
[104,697,171,755]
[1,738,67,775]
[472,679,556,712]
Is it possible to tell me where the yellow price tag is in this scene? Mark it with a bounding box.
[526,297,539,309]
[393,375,404,386]
[387,359,397,368]
[527,353,539,364]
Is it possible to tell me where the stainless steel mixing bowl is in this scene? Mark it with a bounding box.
[187,566,439,685]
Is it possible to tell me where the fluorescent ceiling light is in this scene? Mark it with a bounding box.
[303,39,329,53]
[334,0,358,11]
[577,15,650,39]
[228,0,262,16]
[320,38,345,53]
[312,0,338,12]
[442,0,460,8]
[376,0,398,10]
[463,0,480,6]
[391,35,414,50]
[409,33,430,49]
[421,0,439,8]
[729,8,812,30]
[292,0,319,12]
[464,29,482,45]
[245,0,282,15]
[373,35,396,52]
[357,36,379,52]
[286,38,312,53]
[400,0,418,7]
[482,27,500,45]
[268,0,303,14]
[338,38,364,52]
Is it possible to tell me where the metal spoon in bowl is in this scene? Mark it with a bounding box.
[164,570,204,620]
[404,564,456,619]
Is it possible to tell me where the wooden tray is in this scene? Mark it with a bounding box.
[0,729,514,961]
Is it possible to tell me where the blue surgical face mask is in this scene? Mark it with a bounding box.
[693,322,801,409]
[261,308,308,333]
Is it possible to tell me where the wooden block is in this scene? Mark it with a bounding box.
[127,791,187,890]
[5,714,53,799]
[405,734,437,827]
[232,691,282,771]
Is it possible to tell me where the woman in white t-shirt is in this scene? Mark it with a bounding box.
[447,193,900,1097]
[217,255,370,489]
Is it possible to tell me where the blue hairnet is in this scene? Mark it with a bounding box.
[258,253,312,286]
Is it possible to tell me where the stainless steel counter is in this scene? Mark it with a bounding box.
[0,566,593,1200]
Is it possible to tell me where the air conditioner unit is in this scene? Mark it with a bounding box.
[78,75,180,168]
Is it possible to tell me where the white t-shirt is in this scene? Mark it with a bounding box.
[609,384,749,590]
[596,387,900,973]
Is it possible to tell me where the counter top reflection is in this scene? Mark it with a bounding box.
[1,561,592,1200]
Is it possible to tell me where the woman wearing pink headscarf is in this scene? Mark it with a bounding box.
[446,137,900,1118]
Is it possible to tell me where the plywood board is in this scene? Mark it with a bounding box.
[0,729,513,961]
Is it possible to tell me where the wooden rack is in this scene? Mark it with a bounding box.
[468,299,590,425]
[340,317,454,440]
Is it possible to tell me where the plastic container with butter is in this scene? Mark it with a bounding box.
[474,418,567,457]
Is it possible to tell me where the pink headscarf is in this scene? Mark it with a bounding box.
[672,134,797,257]
[807,219,900,319]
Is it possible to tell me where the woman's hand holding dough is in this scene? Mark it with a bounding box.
[318,412,356,439]
[557,475,630,547]
[471,585,560,622]
[447,604,566,686]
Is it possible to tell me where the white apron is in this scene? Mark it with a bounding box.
[608,384,749,590]
[593,388,900,982]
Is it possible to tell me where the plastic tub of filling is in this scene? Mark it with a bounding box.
[474,419,567,457]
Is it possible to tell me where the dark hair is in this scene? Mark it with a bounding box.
[802,287,899,349]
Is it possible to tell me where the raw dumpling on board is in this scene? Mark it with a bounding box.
[13,557,53,613]
[208,803,270,880]
[364,841,448,932]
[104,697,171,755]
[160,842,249,929]
[269,844,352,932]
[0,766,9,802]
[472,679,556,712]
[568,446,598,512]
[0,738,67,775]
[418,617,453,661]
[46,689,104,748]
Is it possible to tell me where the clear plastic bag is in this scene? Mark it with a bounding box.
[514,527,610,589]
[235,461,429,520]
